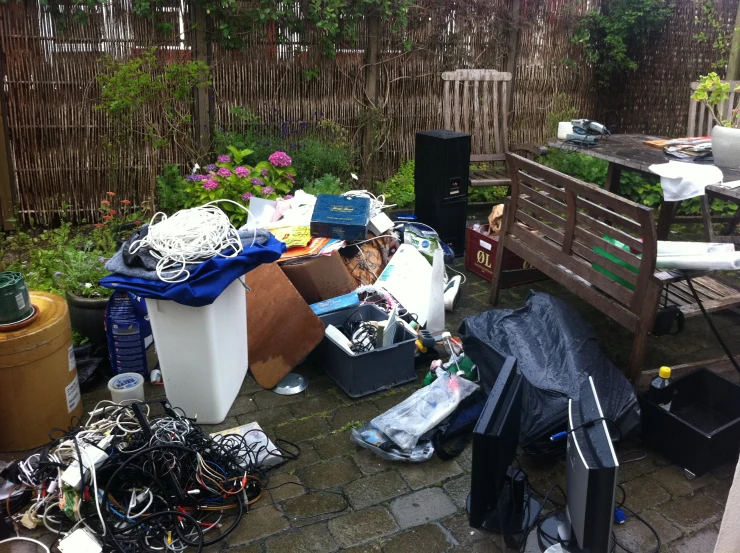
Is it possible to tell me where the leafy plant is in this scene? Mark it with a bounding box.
[691,72,740,128]
[183,147,295,227]
[303,174,346,196]
[378,159,415,208]
[693,0,730,70]
[573,0,675,87]
[156,164,188,215]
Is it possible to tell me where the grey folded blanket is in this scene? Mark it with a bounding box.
[105,225,271,281]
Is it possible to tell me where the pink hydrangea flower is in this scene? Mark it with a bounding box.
[260,168,269,177]
[261,186,275,196]
[234,166,250,178]
[242,192,254,201]
[284,194,294,200]
[268,151,291,167]
[286,173,295,184]
[203,179,219,190]
[217,155,231,163]
[217,167,232,178]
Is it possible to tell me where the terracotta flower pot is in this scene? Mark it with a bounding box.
[65,291,108,346]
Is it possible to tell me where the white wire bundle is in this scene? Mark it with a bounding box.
[343,190,396,218]
[128,201,251,284]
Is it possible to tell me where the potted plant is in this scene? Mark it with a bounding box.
[691,72,740,168]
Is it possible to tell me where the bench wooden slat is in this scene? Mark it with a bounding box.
[575,210,644,252]
[517,171,566,200]
[510,224,635,306]
[482,81,491,154]
[572,225,643,268]
[518,183,567,215]
[471,153,507,162]
[472,80,480,153]
[462,80,470,135]
[575,196,642,234]
[515,209,640,286]
[505,234,639,330]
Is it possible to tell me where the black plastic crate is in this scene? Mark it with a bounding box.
[640,368,740,476]
[313,304,416,398]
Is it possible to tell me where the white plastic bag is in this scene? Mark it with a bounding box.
[371,369,479,451]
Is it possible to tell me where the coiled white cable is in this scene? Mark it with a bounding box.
[128,200,253,284]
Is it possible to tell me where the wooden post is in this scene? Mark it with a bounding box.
[727,0,740,80]
[191,1,212,160]
[503,0,522,129]
[0,40,16,231]
[362,13,380,188]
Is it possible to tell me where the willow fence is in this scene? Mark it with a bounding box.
[0,0,735,226]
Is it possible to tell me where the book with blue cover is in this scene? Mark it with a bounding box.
[310,194,370,241]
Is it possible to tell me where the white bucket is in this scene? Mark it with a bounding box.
[145,277,248,423]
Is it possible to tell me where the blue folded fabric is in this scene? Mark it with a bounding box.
[100,234,286,307]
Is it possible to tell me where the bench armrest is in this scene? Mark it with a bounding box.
[510,143,548,157]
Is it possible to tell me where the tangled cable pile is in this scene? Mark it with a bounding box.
[129,201,250,283]
[1,399,299,552]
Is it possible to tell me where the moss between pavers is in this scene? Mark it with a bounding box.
[313,432,362,460]
[276,416,330,443]
[344,470,409,510]
[297,457,361,489]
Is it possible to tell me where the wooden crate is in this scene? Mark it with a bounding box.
[465,225,546,286]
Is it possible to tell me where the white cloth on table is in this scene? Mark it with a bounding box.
[649,161,723,202]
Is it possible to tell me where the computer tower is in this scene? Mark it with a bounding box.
[414,130,470,255]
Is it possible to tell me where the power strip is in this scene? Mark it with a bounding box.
[58,528,102,553]
[60,440,109,490]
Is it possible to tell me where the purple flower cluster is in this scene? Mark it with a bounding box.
[217,168,232,178]
[261,186,275,196]
[185,174,199,182]
[217,155,231,163]
[242,192,254,201]
[203,179,219,190]
[260,168,269,177]
[250,177,264,186]
[205,164,218,172]
[234,166,250,178]
[284,194,294,200]
[268,151,291,167]
[286,174,295,184]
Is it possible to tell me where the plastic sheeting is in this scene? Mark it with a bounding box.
[459,291,640,459]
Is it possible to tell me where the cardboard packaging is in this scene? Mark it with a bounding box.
[0,292,84,451]
[310,194,370,241]
[280,252,357,304]
[245,263,325,389]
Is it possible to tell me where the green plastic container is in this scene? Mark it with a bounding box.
[0,272,34,325]
[592,236,640,290]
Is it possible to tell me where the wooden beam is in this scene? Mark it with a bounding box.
[0,30,16,231]
[191,1,212,160]
[362,12,381,188]
[503,0,522,124]
[727,0,740,80]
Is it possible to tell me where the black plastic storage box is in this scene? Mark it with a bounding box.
[314,304,416,398]
[640,368,740,476]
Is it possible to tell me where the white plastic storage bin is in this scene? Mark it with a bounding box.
[145,278,248,424]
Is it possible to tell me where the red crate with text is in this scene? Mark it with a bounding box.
[464,225,546,286]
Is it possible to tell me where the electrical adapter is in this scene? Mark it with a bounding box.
[58,528,102,553]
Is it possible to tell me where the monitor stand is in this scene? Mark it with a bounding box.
[538,512,591,553]
[468,466,540,536]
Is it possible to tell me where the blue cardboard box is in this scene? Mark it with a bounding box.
[311,194,370,241]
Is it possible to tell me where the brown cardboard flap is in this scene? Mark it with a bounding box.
[279,251,356,305]
[245,263,325,389]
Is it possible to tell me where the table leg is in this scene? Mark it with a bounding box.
[657,201,680,240]
[605,162,622,194]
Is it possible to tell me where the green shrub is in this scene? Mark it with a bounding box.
[541,150,738,216]
[303,174,347,196]
[156,163,188,214]
[214,109,357,190]
[379,159,415,208]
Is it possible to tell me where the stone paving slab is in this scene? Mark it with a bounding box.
[327,506,399,548]
[389,488,458,529]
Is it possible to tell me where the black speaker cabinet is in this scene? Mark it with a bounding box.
[414,130,471,255]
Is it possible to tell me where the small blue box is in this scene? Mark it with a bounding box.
[311,194,370,241]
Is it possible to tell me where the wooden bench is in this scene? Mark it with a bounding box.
[442,69,546,188]
[489,153,740,382]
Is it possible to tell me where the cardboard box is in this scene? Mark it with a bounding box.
[245,262,325,389]
[310,194,370,241]
[465,225,546,286]
[280,251,357,305]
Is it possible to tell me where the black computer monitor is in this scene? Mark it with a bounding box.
[467,357,539,534]
[539,376,619,553]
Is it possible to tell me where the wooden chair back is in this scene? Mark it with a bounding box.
[688,80,740,136]
[442,69,511,163]
[502,153,658,329]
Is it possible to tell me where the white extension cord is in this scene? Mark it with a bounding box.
[128,200,252,283]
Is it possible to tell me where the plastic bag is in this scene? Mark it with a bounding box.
[459,291,640,459]
[350,425,435,462]
[371,369,479,451]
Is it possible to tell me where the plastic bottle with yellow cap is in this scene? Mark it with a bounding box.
[649,366,674,411]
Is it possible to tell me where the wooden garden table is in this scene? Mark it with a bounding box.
[548,134,740,240]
